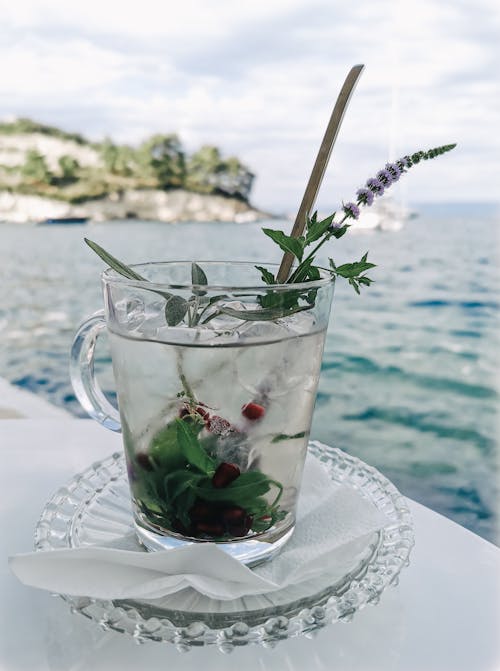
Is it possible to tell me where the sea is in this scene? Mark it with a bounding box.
[1,204,499,544]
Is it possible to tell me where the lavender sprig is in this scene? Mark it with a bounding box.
[261,143,456,293]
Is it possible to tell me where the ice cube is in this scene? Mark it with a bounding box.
[114,297,145,329]
[202,301,249,333]
[136,300,167,338]
[278,309,317,336]
[236,320,289,342]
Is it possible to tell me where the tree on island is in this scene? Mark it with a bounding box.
[100,139,135,177]
[58,155,80,182]
[135,134,186,188]
[186,146,254,200]
[21,150,52,184]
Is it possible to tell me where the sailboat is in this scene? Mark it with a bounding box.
[351,197,415,232]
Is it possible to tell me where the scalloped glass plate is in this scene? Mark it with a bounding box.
[34,441,414,650]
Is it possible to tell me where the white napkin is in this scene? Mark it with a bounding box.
[10,454,390,601]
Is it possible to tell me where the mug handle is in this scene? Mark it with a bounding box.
[70,310,121,432]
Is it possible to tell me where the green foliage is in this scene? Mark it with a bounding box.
[58,154,80,180]
[135,134,186,188]
[0,117,85,144]
[329,253,376,294]
[132,416,285,537]
[20,150,52,184]
[262,228,305,261]
[186,145,254,200]
[99,138,135,176]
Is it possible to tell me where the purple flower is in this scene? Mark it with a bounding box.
[328,220,344,232]
[397,155,412,171]
[385,162,401,181]
[343,202,360,220]
[366,177,385,196]
[376,169,393,187]
[356,187,374,206]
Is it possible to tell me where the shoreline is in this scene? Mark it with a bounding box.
[0,188,272,225]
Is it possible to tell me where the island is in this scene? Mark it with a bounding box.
[0,118,268,224]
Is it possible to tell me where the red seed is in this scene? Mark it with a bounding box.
[212,462,240,488]
[207,415,232,435]
[189,501,216,522]
[221,506,247,525]
[136,452,153,471]
[196,406,210,421]
[241,402,265,420]
[195,521,225,537]
[228,515,253,537]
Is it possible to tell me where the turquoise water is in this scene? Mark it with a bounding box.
[1,207,498,543]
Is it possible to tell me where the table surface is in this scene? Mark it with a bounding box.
[1,419,499,671]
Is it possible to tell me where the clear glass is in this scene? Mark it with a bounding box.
[70,261,335,565]
[34,442,415,650]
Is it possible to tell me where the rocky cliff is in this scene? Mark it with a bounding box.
[0,188,267,224]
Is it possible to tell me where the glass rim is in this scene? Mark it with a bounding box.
[101,260,335,293]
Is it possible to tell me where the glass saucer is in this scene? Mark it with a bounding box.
[34,441,414,650]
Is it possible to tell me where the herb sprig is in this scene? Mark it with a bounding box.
[85,142,456,322]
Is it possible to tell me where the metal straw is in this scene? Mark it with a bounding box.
[276,64,365,283]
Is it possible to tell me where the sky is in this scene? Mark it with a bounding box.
[1,0,499,211]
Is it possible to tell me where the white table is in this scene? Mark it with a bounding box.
[1,419,499,671]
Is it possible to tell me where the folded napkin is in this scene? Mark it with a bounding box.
[10,454,389,601]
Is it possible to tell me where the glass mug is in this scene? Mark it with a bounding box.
[70,261,335,565]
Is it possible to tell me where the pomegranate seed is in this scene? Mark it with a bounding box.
[228,515,253,537]
[196,406,210,421]
[136,453,153,471]
[222,506,246,524]
[207,415,232,435]
[189,501,216,522]
[212,462,240,488]
[195,521,225,537]
[241,402,265,420]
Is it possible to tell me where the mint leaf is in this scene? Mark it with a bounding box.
[85,238,146,281]
[195,471,272,502]
[175,419,215,475]
[191,262,208,296]
[305,213,335,244]
[220,303,311,322]
[255,265,276,285]
[262,228,304,261]
[165,294,188,326]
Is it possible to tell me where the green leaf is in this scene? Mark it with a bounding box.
[84,239,147,281]
[335,256,376,278]
[163,470,195,503]
[149,422,185,471]
[175,418,215,474]
[329,224,349,239]
[262,228,304,261]
[191,262,208,296]
[305,213,335,244]
[220,303,311,322]
[255,265,276,285]
[195,471,272,503]
[165,294,188,326]
[288,256,315,283]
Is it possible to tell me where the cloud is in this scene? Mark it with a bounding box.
[1,0,498,209]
